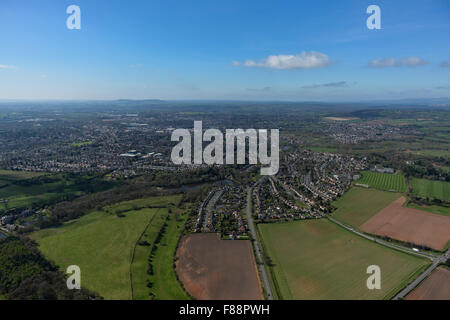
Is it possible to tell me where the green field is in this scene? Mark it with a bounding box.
[146,210,190,300]
[259,219,429,300]
[410,178,450,201]
[307,146,338,153]
[0,173,113,211]
[357,171,407,192]
[332,187,400,227]
[0,169,46,181]
[407,203,450,218]
[32,195,184,300]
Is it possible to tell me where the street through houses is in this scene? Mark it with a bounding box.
[246,181,273,300]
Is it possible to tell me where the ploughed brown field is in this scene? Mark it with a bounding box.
[406,267,450,300]
[175,233,263,300]
[360,197,450,251]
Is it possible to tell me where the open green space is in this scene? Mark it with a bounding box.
[357,171,407,192]
[70,141,93,147]
[131,208,168,300]
[307,146,338,153]
[0,174,113,211]
[259,219,429,300]
[406,203,450,218]
[31,195,182,300]
[332,187,400,227]
[146,210,190,300]
[410,178,450,201]
[408,149,450,158]
[0,169,46,181]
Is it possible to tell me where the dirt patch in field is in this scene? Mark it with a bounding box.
[406,267,450,300]
[176,233,263,300]
[360,197,450,250]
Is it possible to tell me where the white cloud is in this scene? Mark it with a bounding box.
[0,64,16,69]
[369,58,398,68]
[231,60,240,66]
[301,81,349,89]
[239,51,331,70]
[436,85,450,90]
[368,57,428,68]
[400,57,428,67]
[440,60,450,68]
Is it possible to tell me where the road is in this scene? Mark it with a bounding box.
[327,216,450,300]
[246,184,273,300]
[327,217,436,260]
[393,248,449,300]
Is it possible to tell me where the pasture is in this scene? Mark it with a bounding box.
[407,203,450,218]
[145,210,190,300]
[0,172,113,211]
[357,171,407,192]
[332,187,400,228]
[32,195,182,300]
[410,178,450,201]
[0,169,46,181]
[258,219,428,300]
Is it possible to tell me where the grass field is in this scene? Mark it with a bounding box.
[357,171,407,192]
[332,187,400,227]
[0,169,46,181]
[146,210,190,300]
[307,146,338,153]
[32,195,183,300]
[0,173,112,211]
[407,203,450,218]
[410,178,450,201]
[259,219,429,300]
[131,208,168,300]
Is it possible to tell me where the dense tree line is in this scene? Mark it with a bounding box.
[34,167,231,229]
[403,165,450,181]
[0,236,101,300]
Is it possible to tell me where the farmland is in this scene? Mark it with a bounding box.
[407,203,450,218]
[357,171,407,192]
[258,219,429,300]
[410,178,450,201]
[0,172,114,212]
[360,197,450,251]
[31,195,183,300]
[176,233,263,300]
[406,267,450,300]
[147,211,190,300]
[332,187,400,228]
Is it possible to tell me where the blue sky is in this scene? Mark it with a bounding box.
[0,0,449,101]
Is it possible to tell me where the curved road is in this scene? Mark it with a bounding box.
[246,185,273,300]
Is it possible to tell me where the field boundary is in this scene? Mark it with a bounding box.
[129,208,160,300]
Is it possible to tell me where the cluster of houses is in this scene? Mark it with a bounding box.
[325,121,399,144]
[0,209,35,231]
[251,149,368,222]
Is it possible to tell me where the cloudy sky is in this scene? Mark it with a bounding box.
[0,0,449,101]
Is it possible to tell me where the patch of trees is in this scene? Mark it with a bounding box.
[37,182,169,229]
[0,236,101,300]
[37,168,229,229]
[403,165,450,181]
